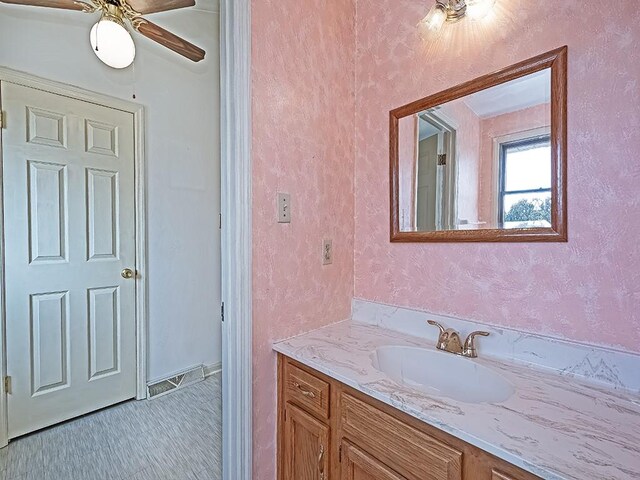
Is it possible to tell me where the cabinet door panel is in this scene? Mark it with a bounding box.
[284,403,330,480]
[342,442,407,480]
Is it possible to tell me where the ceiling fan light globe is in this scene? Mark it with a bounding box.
[90,18,136,69]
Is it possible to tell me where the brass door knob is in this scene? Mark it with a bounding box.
[121,268,135,279]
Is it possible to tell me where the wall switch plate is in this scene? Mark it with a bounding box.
[322,239,333,265]
[277,193,291,223]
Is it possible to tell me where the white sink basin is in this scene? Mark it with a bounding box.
[372,345,514,404]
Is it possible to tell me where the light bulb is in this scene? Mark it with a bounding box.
[90,18,136,69]
[466,0,496,19]
[419,4,447,32]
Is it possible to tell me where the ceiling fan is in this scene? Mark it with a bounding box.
[1,0,206,68]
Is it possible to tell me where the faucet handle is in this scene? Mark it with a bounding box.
[463,331,490,358]
[427,320,445,334]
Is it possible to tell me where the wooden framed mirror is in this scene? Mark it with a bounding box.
[390,46,567,242]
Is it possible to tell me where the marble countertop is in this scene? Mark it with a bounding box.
[273,321,640,480]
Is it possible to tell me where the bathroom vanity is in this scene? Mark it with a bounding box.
[274,319,640,480]
[277,354,539,480]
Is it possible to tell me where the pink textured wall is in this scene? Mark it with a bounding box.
[251,0,356,478]
[354,1,640,352]
[478,103,550,225]
[398,115,417,230]
[440,99,482,225]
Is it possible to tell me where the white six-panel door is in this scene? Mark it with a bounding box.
[1,82,137,438]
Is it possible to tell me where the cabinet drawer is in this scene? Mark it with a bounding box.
[340,392,462,480]
[284,361,330,419]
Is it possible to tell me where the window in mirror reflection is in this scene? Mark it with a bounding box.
[397,68,553,233]
[499,135,551,228]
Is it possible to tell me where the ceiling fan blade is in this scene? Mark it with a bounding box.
[136,19,205,63]
[125,0,194,15]
[0,0,89,10]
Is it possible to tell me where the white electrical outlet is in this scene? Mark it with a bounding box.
[277,193,291,223]
[322,239,333,265]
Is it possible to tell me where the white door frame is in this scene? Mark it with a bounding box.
[220,0,252,479]
[0,67,148,447]
[0,1,254,472]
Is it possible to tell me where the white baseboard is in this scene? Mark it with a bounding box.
[147,365,205,399]
[204,361,222,377]
[145,362,221,399]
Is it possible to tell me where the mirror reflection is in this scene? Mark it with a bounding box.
[398,69,552,232]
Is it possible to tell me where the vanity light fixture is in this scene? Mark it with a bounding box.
[420,0,496,32]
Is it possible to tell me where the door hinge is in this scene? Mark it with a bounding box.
[438,153,447,166]
[4,376,11,395]
[0,111,5,129]
[219,213,222,229]
[338,444,342,463]
[221,302,225,322]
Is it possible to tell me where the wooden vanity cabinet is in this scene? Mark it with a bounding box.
[280,356,334,480]
[278,354,541,480]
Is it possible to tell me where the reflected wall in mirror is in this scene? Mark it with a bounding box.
[390,47,567,242]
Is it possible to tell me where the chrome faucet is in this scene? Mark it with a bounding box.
[427,320,489,358]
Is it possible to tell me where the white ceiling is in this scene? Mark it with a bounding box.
[194,0,219,13]
[463,69,551,119]
[419,117,440,141]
